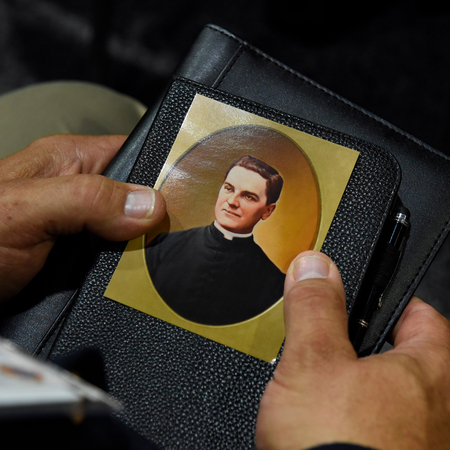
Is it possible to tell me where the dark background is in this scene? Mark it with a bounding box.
[1,0,450,153]
[1,0,450,317]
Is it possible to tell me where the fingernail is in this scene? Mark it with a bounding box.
[124,189,156,219]
[292,255,330,282]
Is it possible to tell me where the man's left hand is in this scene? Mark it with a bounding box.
[0,134,166,302]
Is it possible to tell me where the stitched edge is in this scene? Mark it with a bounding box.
[35,289,80,357]
[213,46,245,89]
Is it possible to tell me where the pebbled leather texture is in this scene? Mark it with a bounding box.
[50,80,400,449]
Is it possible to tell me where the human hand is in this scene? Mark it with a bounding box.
[0,135,166,302]
[256,251,450,450]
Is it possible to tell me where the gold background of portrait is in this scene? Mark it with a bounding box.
[105,95,359,362]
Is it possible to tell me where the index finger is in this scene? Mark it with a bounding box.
[392,296,450,356]
[0,134,127,180]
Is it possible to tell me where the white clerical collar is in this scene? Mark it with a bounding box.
[213,221,253,241]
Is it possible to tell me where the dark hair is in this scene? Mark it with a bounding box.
[225,155,283,205]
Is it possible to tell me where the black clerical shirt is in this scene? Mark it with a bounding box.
[145,223,285,325]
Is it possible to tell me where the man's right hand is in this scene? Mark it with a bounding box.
[256,251,450,450]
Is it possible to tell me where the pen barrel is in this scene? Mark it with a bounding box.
[349,243,401,328]
[348,283,384,349]
[371,243,401,288]
[387,217,409,249]
[349,207,410,352]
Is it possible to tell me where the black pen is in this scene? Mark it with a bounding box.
[349,206,410,353]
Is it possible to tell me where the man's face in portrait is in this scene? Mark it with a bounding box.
[214,166,276,234]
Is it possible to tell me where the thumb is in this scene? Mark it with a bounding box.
[0,175,166,244]
[282,251,356,370]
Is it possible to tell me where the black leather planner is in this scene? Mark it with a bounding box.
[1,25,450,449]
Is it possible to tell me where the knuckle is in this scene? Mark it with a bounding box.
[30,135,65,157]
[286,281,346,356]
[287,281,343,314]
[28,135,82,176]
[70,174,116,211]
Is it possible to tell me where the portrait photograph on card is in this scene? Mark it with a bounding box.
[105,94,359,362]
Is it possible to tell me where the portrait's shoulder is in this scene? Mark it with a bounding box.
[146,225,207,248]
[252,240,285,277]
[146,231,169,247]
